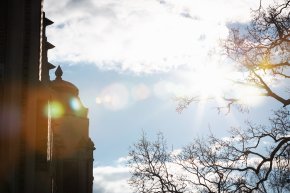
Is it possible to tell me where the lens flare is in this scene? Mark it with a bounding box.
[95,83,129,111]
[70,97,81,111]
[44,101,64,119]
[95,97,102,104]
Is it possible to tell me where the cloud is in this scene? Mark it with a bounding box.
[93,165,132,193]
[44,0,263,74]
[93,156,133,193]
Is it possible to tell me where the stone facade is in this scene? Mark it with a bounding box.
[0,0,94,193]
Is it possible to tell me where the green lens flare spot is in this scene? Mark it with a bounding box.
[44,101,65,118]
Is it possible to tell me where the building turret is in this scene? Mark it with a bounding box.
[49,66,95,193]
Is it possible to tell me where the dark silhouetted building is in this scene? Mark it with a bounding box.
[0,0,95,193]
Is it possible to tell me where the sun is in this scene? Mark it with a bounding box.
[181,64,267,108]
[183,64,231,100]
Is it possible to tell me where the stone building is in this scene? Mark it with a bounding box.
[0,0,95,193]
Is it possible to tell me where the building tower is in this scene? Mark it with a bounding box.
[0,0,47,192]
[0,0,95,192]
[49,66,95,193]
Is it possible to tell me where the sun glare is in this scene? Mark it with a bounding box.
[184,65,231,100]
[236,85,264,106]
[181,64,266,108]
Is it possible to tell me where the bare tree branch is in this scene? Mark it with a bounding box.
[128,109,290,193]
[176,0,290,112]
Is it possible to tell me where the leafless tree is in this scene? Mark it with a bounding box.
[265,152,290,193]
[177,0,290,113]
[128,108,289,193]
[128,133,187,193]
[129,1,290,193]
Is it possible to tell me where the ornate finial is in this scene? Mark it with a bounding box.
[55,65,63,80]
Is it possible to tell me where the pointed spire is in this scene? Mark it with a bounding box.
[46,41,55,49]
[47,62,56,70]
[55,65,63,80]
[44,17,54,26]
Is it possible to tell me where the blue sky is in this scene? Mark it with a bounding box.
[55,64,281,163]
[45,0,283,192]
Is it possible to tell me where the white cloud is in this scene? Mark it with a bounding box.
[93,155,134,193]
[92,156,185,193]
[116,156,132,164]
[93,165,132,193]
[44,0,264,74]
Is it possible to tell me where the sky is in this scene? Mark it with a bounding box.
[44,0,283,192]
